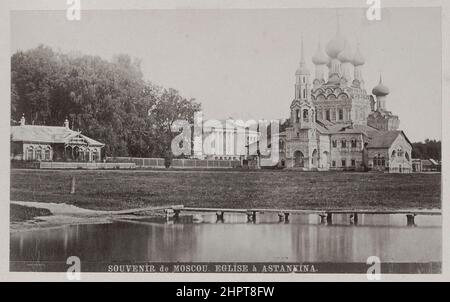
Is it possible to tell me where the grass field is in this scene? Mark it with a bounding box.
[10,204,52,222]
[10,169,441,211]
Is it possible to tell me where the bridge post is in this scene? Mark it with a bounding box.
[173,209,180,221]
[350,213,358,225]
[278,212,284,222]
[247,211,257,223]
[319,214,327,224]
[216,211,224,222]
[165,208,174,220]
[406,214,416,226]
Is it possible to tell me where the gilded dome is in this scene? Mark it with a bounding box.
[325,34,347,59]
[337,41,353,63]
[312,43,329,65]
[372,76,390,96]
[352,45,365,66]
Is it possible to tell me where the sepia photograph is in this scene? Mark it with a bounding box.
[2,0,446,282]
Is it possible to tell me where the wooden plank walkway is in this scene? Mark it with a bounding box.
[110,204,184,215]
[180,207,441,216]
[109,205,440,226]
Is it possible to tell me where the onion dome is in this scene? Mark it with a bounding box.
[312,42,329,65]
[337,41,353,63]
[352,44,365,66]
[325,33,347,59]
[372,75,390,96]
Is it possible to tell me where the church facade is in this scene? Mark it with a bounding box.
[273,31,412,173]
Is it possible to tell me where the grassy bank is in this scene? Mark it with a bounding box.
[10,203,52,222]
[10,169,441,211]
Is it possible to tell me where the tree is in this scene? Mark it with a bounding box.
[11,45,201,158]
[412,139,441,160]
[147,87,201,158]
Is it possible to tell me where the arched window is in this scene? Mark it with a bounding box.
[405,152,410,161]
[341,140,347,148]
[296,109,300,123]
[303,109,309,122]
[35,148,42,161]
[26,147,33,161]
[351,139,357,148]
[332,140,337,148]
[339,109,344,120]
[391,150,396,157]
[44,148,51,161]
[92,149,98,162]
[325,109,330,121]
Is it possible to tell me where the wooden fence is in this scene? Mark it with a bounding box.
[106,157,241,169]
[39,162,136,170]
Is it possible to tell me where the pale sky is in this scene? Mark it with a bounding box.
[11,8,441,142]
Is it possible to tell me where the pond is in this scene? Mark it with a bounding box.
[10,212,441,273]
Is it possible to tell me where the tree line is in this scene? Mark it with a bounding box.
[11,45,201,158]
[412,139,441,161]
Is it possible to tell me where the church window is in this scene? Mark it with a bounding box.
[296,109,300,123]
[391,150,396,157]
[341,159,346,167]
[303,109,309,122]
[325,110,330,121]
[339,109,344,120]
[341,140,347,148]
[332,140,337,148]
[44,148,51,161]
[35,149,42,161]
[302,89,306,99]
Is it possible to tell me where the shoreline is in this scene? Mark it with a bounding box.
[10,201,168,233]
[9,201,442,233]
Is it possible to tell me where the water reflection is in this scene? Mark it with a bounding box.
[10,213,441,264]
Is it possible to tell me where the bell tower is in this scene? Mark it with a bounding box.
[291,36,315,132]
[295,36,311,101]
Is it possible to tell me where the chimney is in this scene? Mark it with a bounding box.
[20,114,25,126]
[64,117,70,129]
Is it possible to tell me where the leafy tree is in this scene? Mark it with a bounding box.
[11,45,201,158]
[412,139,441,160]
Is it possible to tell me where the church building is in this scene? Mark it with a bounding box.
[272,30,412,173]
